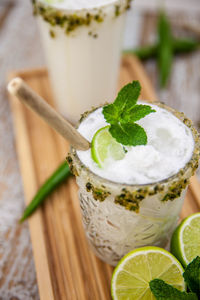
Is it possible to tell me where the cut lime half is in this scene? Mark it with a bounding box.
[91,126,125,168]
[171,212,200,267]
[111,246,185,300]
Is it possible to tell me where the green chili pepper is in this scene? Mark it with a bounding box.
[124,11,200,88]
[123,45,157,60]
[20,161,71,222]
[172,38,200,54]
[157,11,173,88]
[124,39,199,60]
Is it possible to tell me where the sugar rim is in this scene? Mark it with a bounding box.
[69,101,200,190]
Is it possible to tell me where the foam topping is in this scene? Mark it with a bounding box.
[39,0,118,10]
[77,102,194,184]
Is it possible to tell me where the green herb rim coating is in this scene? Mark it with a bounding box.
[31,0,132,35]
[67,102,200,212]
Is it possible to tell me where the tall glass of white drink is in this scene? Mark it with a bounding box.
[67,101,200,266]
[32,0,131,124]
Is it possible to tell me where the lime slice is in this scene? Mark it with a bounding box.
[45,0,63,4]
[91,126,125,167]
[111,246,185,300]
[171,212,200,267]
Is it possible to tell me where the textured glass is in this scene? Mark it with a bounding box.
[77,176,186,266]
[69,102,200,266]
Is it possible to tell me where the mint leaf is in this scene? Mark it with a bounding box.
[183,256,200,295]
[120,104,156,123]
[103,81,141,125]
[149,279,198,300]
[109,123,147,146]
[102,81,155,147]
[114,81,141,111]
[102,104,119,125]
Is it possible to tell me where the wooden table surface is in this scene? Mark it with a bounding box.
[0,1,199,299]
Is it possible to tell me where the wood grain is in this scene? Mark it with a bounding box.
[8,56,200,300]
[8,78,90,150]
[0,1,14,31]
[8,73,55,300]
[189,176,200,209]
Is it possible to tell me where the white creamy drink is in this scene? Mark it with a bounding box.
[77,102,194,184]
[68,101,200,266]
[33,0,130,124]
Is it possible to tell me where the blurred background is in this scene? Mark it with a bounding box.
[0,0,199,298]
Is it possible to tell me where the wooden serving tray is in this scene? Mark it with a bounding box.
[8,55,200,300]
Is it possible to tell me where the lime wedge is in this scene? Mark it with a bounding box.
[171,212,200,267]
[111,246,185,300]
[91,126,125,167]
[45,0,63,4]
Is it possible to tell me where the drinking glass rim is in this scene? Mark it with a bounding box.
[69,101,200,190]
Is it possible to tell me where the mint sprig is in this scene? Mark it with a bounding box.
[149,279,198,300]
[183,256,200,295]
[149,256,200,300]
[103,81,155,146]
